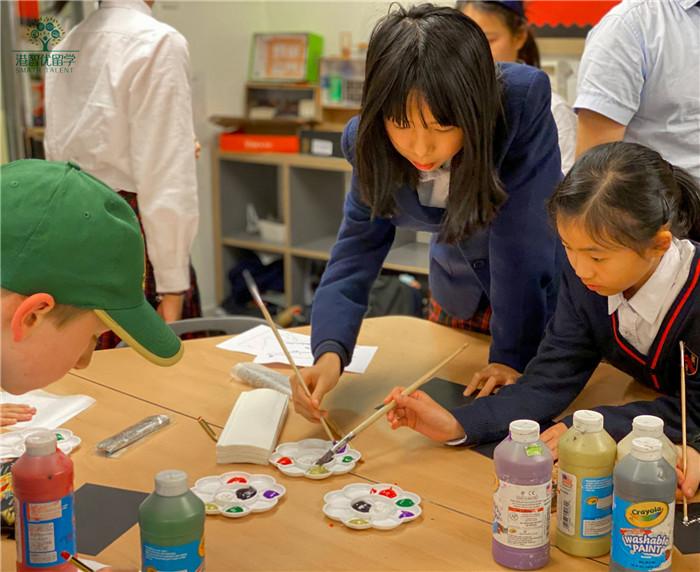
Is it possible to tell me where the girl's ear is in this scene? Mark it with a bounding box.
[513,26,528,52]
[11,293,56,343]
[649,229,673,257]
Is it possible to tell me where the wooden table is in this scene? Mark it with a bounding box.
[2,317,696,571]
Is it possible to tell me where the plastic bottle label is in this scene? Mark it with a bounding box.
[580,476,613,538]
[611,497,674,571]
[493,480,552,549]
[16,494,76,567]
[142,537,205,572]
[557,470,576,536]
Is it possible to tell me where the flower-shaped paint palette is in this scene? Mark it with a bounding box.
[323,483,422,530]
[0,428,81,459]
[191,472,285,518]
[269,438,361,480]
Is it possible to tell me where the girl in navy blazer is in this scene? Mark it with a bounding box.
[292,4,562,421]
[385,142,700,501]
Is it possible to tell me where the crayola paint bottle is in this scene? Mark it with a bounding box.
[616,415,677,468]
[12,430,75,572]
[556,410,616,557]
[492,420,553,570]
[611,437,676,572]
[139,470,206,572]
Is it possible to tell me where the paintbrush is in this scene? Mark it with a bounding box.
[242,270,342,442]
[680,341,689,525]
[314,342,469,466]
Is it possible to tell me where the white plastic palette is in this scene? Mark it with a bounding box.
[191,472,285,518]
[323,483,422,530]
[0,428,81,459]
[269,438,361,480]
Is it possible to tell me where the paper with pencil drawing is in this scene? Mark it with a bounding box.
[216,325,377,374]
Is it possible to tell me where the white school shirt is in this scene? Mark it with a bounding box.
[608,238,695,356]
[574,0,700,182]
[44,0,199,293]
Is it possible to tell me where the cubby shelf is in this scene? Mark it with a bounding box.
[213,147,430,307]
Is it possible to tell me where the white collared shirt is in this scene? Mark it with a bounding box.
[44,0,199,292]
[608,238,695,355]
[575,0,700,181]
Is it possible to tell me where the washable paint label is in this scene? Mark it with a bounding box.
[557,469,576,536]
[580,476,613,538]
[611,497,674,571]
[493,480,552,549]
[16,494,76,567]
[142,537,205,572]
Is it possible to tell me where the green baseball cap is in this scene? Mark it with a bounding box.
[1,159,182,366]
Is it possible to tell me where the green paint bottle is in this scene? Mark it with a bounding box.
[139,470,206,572]
[556,410,616,557]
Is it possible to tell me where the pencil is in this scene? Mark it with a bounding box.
[197,416,219,443]
[680,341,688,524]
[60,551,95,572]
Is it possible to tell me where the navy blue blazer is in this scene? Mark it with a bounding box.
[311,63,563,372]
[454,244,700,452]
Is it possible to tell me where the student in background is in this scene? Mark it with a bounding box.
[1,160,184,396]
[458,0,577,174]
[292,4,562,422]
[44,0,201,347]
[575,0,700,181]
[384,142,700,500]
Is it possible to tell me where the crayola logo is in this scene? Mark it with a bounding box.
[625,502,668,527]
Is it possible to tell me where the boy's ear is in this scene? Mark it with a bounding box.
[11,293,56,342]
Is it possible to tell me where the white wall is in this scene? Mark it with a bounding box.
[151,1,577,314]
[152,1,451,314]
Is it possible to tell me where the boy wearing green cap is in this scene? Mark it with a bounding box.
[1,159,183,401]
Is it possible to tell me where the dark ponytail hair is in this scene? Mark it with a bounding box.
[456,1,541,67]
[548,142,700,252]
[357,3,506,243]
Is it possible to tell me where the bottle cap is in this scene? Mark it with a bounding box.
[154,469,189,497]
[25,430,57,457]
[509,419,540,443]
[573,410,604,433]
[631,437,662,461]
[632,415,664,437]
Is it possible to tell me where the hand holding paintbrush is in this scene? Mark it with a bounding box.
[314,342,469,465]
[242,270,342,442]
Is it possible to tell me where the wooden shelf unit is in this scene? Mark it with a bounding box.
[212,146,430,308]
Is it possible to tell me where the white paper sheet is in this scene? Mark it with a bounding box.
[1,389,95,430]
[216,325,378,374]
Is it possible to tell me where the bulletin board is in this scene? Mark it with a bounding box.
[525,1,620,37]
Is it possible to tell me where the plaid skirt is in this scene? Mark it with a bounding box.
[427,295,491,334]
[96,191,202,350]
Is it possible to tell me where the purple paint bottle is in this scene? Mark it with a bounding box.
[493,420,553,570]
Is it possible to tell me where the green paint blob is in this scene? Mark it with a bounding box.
[396,498,414,508]
[55,433,65,441]
[342,455,354,463]
[348,518,369,526]
[225,506,244,514]
[307,465,330,476]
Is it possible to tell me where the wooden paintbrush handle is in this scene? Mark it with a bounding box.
[340,342,470,442]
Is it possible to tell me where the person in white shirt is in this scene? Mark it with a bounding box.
[575,0,700,181]
[44,0,200,344]
[459,0,577,174]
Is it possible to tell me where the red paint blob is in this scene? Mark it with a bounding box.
[370,488,377,494]
[379,488,397,499]
[328,523,334,528]
[227,476,248,484]
[277,456,293,466]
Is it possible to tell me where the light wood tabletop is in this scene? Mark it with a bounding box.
[2,317,697,571]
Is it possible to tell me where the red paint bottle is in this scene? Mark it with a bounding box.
[12,430,76,571]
